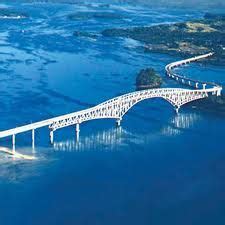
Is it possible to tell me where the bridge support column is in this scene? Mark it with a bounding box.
[76,123,80,142]
[195,82,199,89]
[116,118,122,127]
[202,83,206,89]
[50,130,54,144]
[175,106,180,114]
[32,129,35,149]
[12,134,15,153]
[217,89,222,96]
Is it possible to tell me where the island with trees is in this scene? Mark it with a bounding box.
[136,68,162,90]
[102,13,225,65]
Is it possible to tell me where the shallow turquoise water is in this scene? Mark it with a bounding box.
[0,2,225,225]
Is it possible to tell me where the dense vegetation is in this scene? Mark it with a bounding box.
[102,13,225,65]
[136,68,162,90]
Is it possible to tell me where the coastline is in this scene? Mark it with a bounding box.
[102,13,225,66]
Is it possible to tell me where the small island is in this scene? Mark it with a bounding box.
[136,68,162,90]
[68,11,124,21]
[73,31,98,39]
[0,8,28,19]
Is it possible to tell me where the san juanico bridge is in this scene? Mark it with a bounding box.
[1,3,225,225]
[0,52,222,159]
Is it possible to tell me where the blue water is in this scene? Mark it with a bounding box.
[0,2,225,225]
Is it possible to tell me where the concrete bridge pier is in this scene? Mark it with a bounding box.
[195,83,199,89]
[12,134,15,153]
[32,129,35,149]
[116,118,122,127]
[50,130,54,144]
[217,88,222,96]
[76,123,80,142]
[175,106,180,114]
[202,83,206,89]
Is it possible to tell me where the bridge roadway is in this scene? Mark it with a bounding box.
[0,53,222,152]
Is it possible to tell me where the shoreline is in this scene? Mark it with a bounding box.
[102,13,225,66]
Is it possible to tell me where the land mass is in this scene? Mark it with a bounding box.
[0,8,28,19]
[68,11,124,21]
[102,13,225,65]
[136,68,162,90]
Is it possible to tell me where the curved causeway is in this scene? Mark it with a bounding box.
[165,52,222,91]
[0,53,223,155]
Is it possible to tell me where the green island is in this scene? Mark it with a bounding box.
[102,13,225,65]
[136,68,162,90]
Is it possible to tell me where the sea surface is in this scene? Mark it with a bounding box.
[0,2,225,225]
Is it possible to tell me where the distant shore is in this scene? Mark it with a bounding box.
[102,13,225,66]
